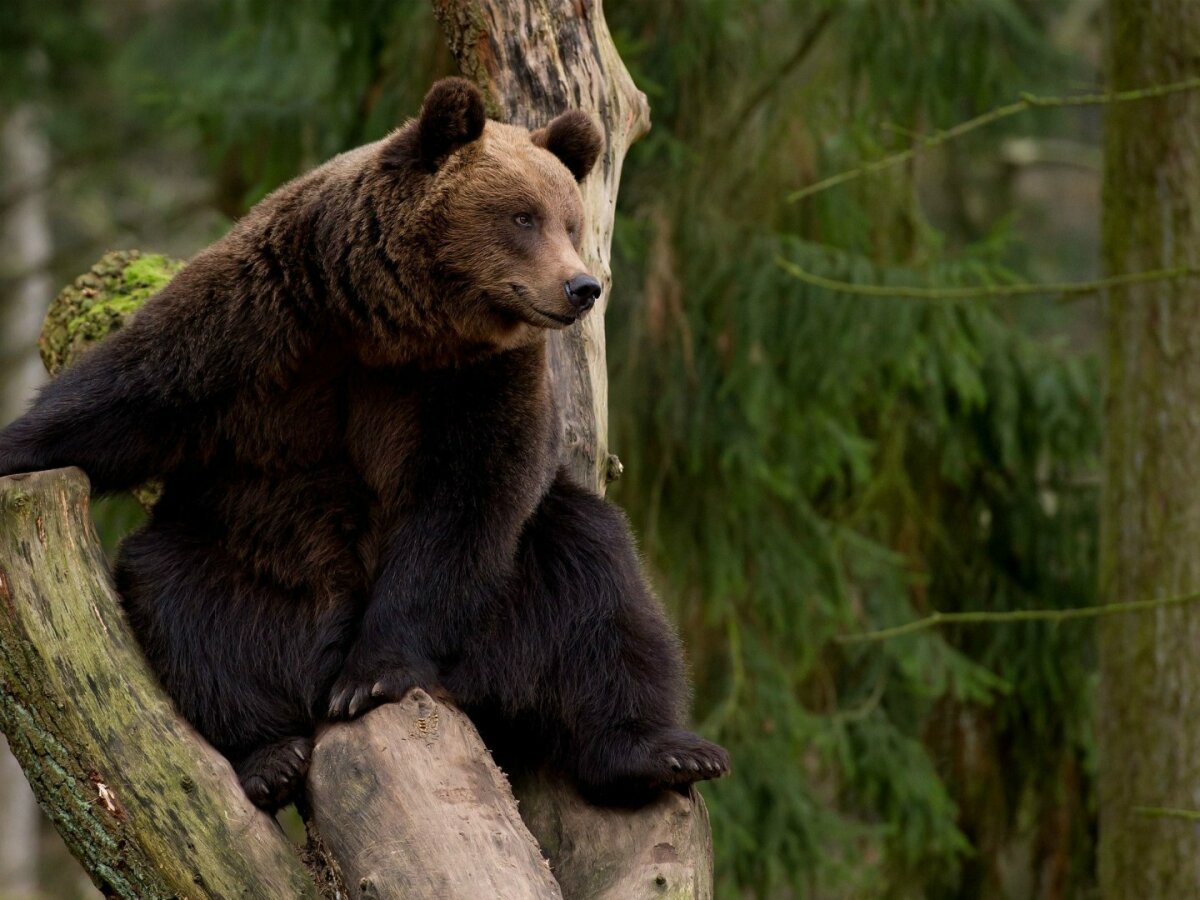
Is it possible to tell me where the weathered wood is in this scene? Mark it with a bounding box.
[0,467,321,900]
[309,694,561,900]
[513,772,713,900]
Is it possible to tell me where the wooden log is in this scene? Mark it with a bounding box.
[0,467,323,899]
[309,695,561,900]
[513,772,714,900]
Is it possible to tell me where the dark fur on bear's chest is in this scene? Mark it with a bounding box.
[148,340,558,609]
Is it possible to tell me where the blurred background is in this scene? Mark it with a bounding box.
[1,1,1112,897]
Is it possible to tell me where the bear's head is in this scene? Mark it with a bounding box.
[376,78,604,353]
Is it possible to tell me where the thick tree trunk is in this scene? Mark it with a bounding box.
[431,0,649,491]
[1098,3,1200,896]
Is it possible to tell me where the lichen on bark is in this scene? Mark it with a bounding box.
[39,250,183,376]
[38,250,183,510]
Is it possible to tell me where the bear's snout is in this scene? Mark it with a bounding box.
[564,274,602,314]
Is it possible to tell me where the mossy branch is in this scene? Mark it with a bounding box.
[788,76,1200,203]
[838,589,1200,644]
[775,256,1200,301]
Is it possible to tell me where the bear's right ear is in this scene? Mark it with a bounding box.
[416,77,486,170]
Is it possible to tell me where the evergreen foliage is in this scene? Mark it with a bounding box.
[604,3,1099,895]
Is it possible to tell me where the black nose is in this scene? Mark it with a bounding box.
[564,274,602,312]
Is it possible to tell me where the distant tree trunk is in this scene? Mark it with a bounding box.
[0,105,50,423]
[0,102,53,900]
[1098,4,1200,896]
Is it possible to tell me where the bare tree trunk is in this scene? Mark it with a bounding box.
[431,0,649,491]
[0,105,51,423]
[0,102,54,900]
[1098,3,1200,896]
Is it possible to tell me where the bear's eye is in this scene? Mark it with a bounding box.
[514,213,535,229]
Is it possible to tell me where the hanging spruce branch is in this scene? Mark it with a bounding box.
[788,76,1200,203]
[775,256,1200,301]
[838,589,1200,644]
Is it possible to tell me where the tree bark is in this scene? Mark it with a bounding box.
[431,0,650,490]
[309,697,562,899]
[1098,3,1200,896]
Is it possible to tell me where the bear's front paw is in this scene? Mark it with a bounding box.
[326,664,432,721]
[652,730,731,786]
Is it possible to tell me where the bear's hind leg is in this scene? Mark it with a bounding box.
[234,736,313,811]
[580,726,729,797]
[116,524,350,811]
[451,475,729,804]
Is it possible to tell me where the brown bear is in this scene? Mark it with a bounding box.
[0,78,729,809]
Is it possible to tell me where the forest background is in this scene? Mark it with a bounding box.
[0,1,1133,897]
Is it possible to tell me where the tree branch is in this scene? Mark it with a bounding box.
[0,468,325,899]
[838,589,1200,644]
[788,76,1200,203]
[1132,807,1200,822]
[776,255,1200,301]
[725,8,836,135]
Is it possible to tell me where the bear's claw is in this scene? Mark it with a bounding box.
[326,666,426,721]
[236,736,312,811]
[643,729,730,789]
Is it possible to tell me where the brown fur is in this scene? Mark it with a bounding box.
[0,78,729,808]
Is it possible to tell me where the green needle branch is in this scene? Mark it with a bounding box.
[776,256,1200,300]
[1133,807,1200,823]
[788,76,1200,203]
[837,589,1200,645]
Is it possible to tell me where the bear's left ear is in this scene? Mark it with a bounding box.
[417,77,487,169]
[531,111,604,182]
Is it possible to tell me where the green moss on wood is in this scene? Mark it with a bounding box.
[39,250,184,377]
[38,251,181,510]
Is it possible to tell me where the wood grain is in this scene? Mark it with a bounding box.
[310,694,561,899]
